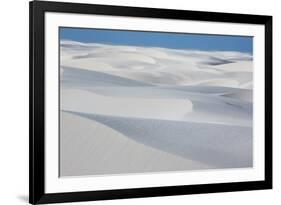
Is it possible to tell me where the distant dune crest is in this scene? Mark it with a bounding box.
[61,40,253,88]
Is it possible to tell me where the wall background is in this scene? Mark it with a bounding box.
[0,0,279,204]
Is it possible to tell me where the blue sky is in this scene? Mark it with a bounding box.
[60,27,253,53]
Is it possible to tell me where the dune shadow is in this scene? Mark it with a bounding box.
[64,111,253,169]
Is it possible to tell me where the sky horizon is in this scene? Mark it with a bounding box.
[60,27,253,54]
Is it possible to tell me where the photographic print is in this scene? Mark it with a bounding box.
[59,27,253,177]
[30,1,272,203]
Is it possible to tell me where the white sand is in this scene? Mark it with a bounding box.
[61,84,251,126]
[60,112,212,176]
[61,40,252,88]
[59,40,253,177]
[61,88,193,122]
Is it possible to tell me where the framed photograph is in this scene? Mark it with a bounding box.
[29,0,272,204]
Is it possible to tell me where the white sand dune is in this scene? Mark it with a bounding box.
[61,88,193,122]
[63,111,252,169]
[62,74,251,99]
[61,86,251,126]
[222,89,252,102]
[59,40,253,177]
[215,61,253,72]
[60,112,212,176]
[61,40,252,87]
[61,66,152,87]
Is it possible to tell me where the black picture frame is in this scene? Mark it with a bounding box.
[29,1,272,204]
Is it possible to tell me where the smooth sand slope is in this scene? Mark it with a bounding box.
[61,112,212,176]
[61,84,252,126]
